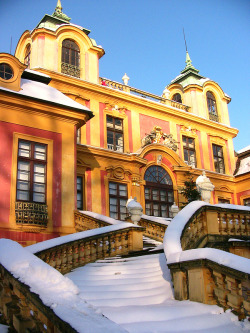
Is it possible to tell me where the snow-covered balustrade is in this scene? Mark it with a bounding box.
[27,223,144,274]
[164,201,250,319]
[74,210,121,232]
[0,239,125,333]
[138,215,171,242]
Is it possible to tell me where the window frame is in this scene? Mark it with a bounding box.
[206,91,219,122]
[24,44,31,68]
[212,144,225,174]
[61,39,80,78]
[144,165,174,218]
[16,139,47,203]
[77,176,83,210]
[109,181,128,220]
[243,198,250,207]
[0,63,14,80]
[172,93,182,103]
[106,115,124,152]
[182,135,196,167]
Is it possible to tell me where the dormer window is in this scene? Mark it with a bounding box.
[207,91,219,122]
[24,44,31,68]
[172,93,182,103]
[0,63,13,80]
[61,39,80,78]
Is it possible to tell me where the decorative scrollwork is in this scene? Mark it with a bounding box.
[141,126,178,152]
[15,201,48,227]
[61,62,80,78]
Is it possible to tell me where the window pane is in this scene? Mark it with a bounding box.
[110,198,117,205]
[107,116,113,128]
[161,204,167,217]
[34,164,45,174]
[33,183,45,193]
[153,204,159,216]
[17,190,29,201]
[152,189,159,201]
[145,188,150,200]
[119,184,127,196]
[168,192,174,201]
[33,193,45,203]
[115,118,122,130]
[17,181,29,191]
[160,190,167,201]
[115,133,123,152]
[18,141,31,157]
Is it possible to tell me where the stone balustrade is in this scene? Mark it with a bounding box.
[74,210,111,231]
[166,203,250,319]
[168,258,250,319]
[138,216,170,242]
[34,225,144,274]
[0,264,77,332]
[99,77,190,112]
[181,205,250,252]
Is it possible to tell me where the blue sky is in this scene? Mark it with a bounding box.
[0,0,249,151]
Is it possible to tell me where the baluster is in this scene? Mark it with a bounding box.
[218,212,223,234]
[61,247,67,273]
[213,271,229,309]
[226,276,244,317]
[72,244,79,269]
[230,213,236,234]
[66,246,73,272]
[85,242,91,263]
[78,242,85,266]
[90,240,97,262]
[13,294,35,332]
[55,249,62,272]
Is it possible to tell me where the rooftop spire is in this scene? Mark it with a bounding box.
[52,0,71,22]
[181,51,199,74]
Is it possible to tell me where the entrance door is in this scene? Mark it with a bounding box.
[144,166,174,217]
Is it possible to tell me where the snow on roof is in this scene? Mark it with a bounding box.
[0,78,91,113]
[237,145,250,154]
[27,223,142,254]
[0,239,125,333]
[235,156,250,176]
[24,69,51,78]
[164,201,250,274]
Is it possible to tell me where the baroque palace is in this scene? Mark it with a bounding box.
[0,1,249,245]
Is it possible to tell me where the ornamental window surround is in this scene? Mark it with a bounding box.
[61,39,80,78]
[182,136,196,168]
[106,115,124,152]
[109,182,128,220]
[212,144,225,174]
[16,140,47,203]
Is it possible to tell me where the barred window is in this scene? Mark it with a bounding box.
[107,115,124,152]
[16,140,47,203]
[0,63,13,80]
[207,91,219,122]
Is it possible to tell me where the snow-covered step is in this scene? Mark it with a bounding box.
[67,253,249,333]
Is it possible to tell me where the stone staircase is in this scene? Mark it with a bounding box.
[67,253,246,332]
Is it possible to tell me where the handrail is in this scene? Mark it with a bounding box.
[138,215,170,242]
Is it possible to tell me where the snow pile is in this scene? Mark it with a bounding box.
[141,214,171,226]
[79,210,122,225]
[164,201,250,274]
[0,239,126,333]
[27,223,141,254]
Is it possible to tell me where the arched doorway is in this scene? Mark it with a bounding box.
[144,165,174,217]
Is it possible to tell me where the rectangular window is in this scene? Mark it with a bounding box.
[107,115,124,152]
[77,128,81,144]
[182,136,196,167]
[218,198,230,204]
[109,182,127,220]
[212,144,225,174]
[16,140,47,203]
[77,176,83,210]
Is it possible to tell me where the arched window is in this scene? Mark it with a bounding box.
[24,44,31,68]
[206,91,219,122]
[61,39,80,78]
[172,93,182,103]
[144,166,174,217]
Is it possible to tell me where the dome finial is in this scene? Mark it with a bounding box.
[52,0,71,22]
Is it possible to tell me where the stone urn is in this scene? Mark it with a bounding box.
[196,171,215,203]
[170,202,179,217]
[126,197,143,225]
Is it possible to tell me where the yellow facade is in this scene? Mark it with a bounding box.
[0,3,249,243]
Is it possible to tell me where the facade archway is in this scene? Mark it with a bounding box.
[144,165,174,217]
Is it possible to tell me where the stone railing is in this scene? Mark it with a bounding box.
[75,210,170,243]
[138,215,170,242]
[164,202,250,319]
[61,62,80,78]
[180,205,250,251]
[99,77,190,112]
[168,257,250,319]
[0,264,77,332]
[32,224,144,274]
[74,210,112,232]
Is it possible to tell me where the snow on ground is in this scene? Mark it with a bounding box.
[67,253,249,333]
[0,324,8,333]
